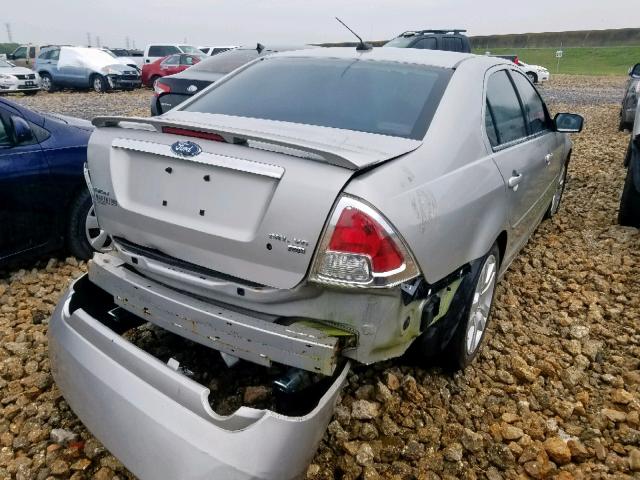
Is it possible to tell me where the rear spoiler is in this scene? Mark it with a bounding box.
[92,115,422,171]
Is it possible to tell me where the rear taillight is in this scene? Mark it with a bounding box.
[310,195,420,288]
[153,81,171,96]
[162,126,226,142]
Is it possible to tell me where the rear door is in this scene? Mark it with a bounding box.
[0,108,52,259]
[510,70,563,196]
[485,69,548,251]
[160,55,182,76]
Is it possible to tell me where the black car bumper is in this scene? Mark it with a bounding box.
[107,75,142,90]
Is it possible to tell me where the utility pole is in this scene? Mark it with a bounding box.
[96,36,101,48]
[132,39,136,49]
[125,36,130,49]
[87,32,91,47]
[5,23,13,43]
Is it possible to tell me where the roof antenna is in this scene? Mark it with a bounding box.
[335,17,372,51]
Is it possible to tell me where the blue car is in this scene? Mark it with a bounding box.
[35,46,141,93]
[0,98,110,265]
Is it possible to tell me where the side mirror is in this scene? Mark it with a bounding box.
[631,63,640,78]
[7,54,14,60]
[554,113,584,133]
[11,116,34,144]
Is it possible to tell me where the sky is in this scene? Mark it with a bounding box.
[3,0,635,49]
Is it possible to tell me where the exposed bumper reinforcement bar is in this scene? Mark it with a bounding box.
[49,275,350,480]
[89,253,341,375]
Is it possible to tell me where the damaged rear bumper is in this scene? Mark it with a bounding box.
[48,275,350,480]
[89,253,342,375]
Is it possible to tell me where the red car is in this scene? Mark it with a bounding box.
[141,53,205,87]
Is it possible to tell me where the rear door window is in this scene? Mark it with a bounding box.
[29,47,36,58]
[485,70,527,147]
[161,55,180,66]
[13,47,27,59]
[181,55,199,66]
[510,71,551,135]
[413,37,437,50]
[0,117,10,147]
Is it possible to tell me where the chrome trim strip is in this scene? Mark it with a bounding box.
[111,138,285,179]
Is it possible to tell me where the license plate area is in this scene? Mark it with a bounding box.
[110,148,280,241]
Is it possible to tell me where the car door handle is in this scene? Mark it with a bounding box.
[544,153,554,165]
[508,173,523,190]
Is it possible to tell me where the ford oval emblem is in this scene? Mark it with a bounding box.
[171,141,202,157]
[187,84,198,93]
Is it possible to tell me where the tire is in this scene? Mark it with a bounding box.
[527,72,538,84]
[618,161,640,227]
[545,158,569,219]
[39,73,55,93]
[443,242,501,370]
[149,75,161,88]
[91,74,108,93]
[624,139,632,168]
[409,242,501,370]
[67,189,112,260]
[23,90,39,96]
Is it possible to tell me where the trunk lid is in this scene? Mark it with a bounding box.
[88,114,420,289]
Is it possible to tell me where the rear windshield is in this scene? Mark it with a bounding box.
[189,49,260,74]
[184,57,451,139]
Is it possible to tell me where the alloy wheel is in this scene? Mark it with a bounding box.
[465,254,497,355]
[41,76,51,91]
[93,76,104,93]
[85,205,111,252]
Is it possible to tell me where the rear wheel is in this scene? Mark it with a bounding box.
[92,74,108,93]
[40,73,55,92]
[619,161,640,227]
[67,189,112,260]
[526,72,538,83]
[150,75,161,88]
[444,243,500,369]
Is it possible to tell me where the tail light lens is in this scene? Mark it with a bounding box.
[310,195,420,288]
[154,81,171,96]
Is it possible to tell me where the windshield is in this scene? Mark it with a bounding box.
[0,60,15,68]
[179,45,202,54]
[384,36,417,48]
[184,57,451,139]
[189,49,260,74]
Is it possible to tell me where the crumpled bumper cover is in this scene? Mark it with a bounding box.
[48,275,349,480]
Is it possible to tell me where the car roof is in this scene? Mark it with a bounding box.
[269,47,498,70]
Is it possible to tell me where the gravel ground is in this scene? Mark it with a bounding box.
[1,76,639,480]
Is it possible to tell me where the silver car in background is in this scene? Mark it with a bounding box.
[50,47,583,479]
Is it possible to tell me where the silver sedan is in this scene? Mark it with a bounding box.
[50,47,583,479]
